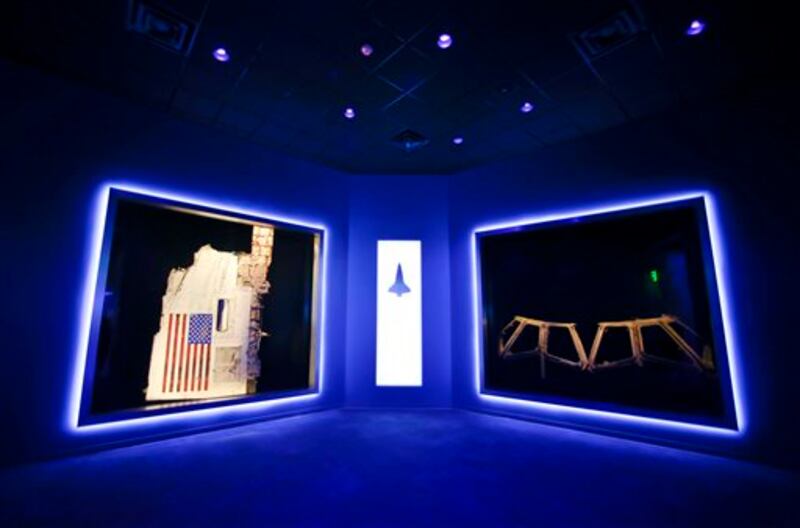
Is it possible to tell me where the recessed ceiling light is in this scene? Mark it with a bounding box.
[437,33,453,49]
[212,47,230,62]
[360,43,374,57]
[212,48,231,62]
[452,136,464,145]
[520,101,535,113]
[686,19,706,36]
[344,107,356,119]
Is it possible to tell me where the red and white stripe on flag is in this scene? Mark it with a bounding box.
[161,313,213,394]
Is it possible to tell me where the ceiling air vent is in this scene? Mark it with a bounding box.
[391,129,429,152]
[126,1,197,55]
[571,9,646,59]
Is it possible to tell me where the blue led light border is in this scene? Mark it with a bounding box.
[470,191,746,436]
[69,183,329,433]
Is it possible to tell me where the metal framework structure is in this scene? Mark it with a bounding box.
[498,316,589,379]
[498,314,715,379]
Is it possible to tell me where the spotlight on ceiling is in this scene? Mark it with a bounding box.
[452,136,464,145]
[437,33,453,49]
[360,43,374,57]
[344,107,356,120]
[212,47,230,62]
[520,101,535,113]
[686,19,706,36]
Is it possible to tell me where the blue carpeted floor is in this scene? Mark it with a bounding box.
[1,409,798,526]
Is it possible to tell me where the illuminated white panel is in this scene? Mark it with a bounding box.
[376,240,422,386]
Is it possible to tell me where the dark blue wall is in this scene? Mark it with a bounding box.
[448,93,800,468]
[345,175,451,407]
[0,61,350,466]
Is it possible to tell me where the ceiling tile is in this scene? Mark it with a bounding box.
[1,0,743,173]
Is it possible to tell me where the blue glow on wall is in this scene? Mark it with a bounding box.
[68,182,330,434]
[470,191,746,437]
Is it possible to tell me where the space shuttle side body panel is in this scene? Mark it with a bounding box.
[145,225,274,402]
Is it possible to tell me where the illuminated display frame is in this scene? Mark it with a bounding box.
[70,184,328,432]
[471,192,746,436]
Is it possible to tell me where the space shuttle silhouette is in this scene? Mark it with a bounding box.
[388,263,411,296]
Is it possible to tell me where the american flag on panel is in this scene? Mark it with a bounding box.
[161,313,213,394]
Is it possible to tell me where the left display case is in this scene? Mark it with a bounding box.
[75,187,324,427]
